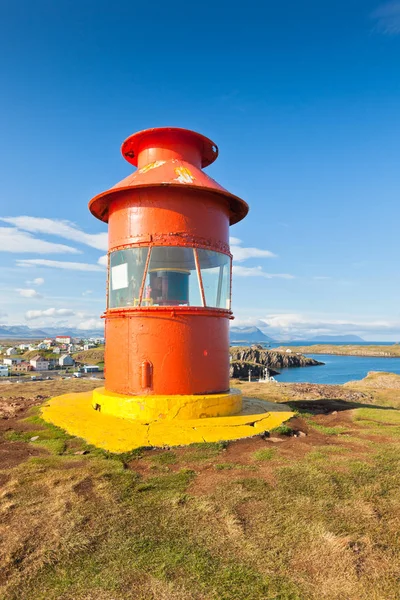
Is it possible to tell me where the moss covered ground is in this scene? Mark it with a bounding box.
[1,373,400,599]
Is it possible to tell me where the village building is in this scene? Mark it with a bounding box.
[6,347,17,356]
[59,354,75,367]
[30,356,50,371]
[82,365,100,373]
[14,361,33,372]
[3,357,23,366]
[0,365,9,377]
[56,336,71,345]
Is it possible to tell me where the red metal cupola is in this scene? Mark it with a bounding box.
[89,127,248,225]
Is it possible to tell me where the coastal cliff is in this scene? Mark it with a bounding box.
[229,346,323,379]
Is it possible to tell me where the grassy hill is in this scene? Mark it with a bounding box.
[72,346,105,365]
[277,344,400,357]
[1,373,400,599]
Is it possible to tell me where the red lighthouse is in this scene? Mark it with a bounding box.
[42,127,293,451]
[88,127,248,420]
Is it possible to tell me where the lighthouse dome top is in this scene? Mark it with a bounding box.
[121,127,218,169]
[88,127,249,225]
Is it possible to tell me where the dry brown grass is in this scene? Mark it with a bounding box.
[0,379,101,400]
[72,347,105,365]
[1,373,400,599]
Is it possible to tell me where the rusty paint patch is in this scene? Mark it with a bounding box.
[174,166,195,183]
[138,160,166,174]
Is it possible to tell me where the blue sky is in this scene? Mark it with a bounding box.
[0,0,399,339]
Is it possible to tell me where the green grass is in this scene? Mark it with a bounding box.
[149,451,178,465]
[270,424,293,436]
[252,448,276,461]
[354,407,400,424]
[2,378,400,599]
[183,441,229,461]
[306,422,349,436]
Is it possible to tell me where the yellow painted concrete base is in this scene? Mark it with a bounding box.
[41,389,294,453]
[92,387,243,421]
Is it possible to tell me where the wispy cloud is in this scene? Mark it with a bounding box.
[1,217,107,251]
[98,255,108,267]
[229,237,276,262]
[76,318,103,330]
[27,277,45,286]
[16,288,42,299]
[25,308,76,320]
[234,313,400,339]
[371,1,400,34]
[16,259,104,272]
[232,265,294,279]
[0,227,79,254]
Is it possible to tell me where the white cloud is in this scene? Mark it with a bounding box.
[232,265,294,279]
[25,308,75,320]
[16,259,104,272]
[98,255,108,267]
[371,1,400,34]
[229,237,276,262]
[0,227,79,254]
[1,216,108,251]
[16,288,42,298]
[229,236,242,245]
[82,290,93,296]
[233,313,400,340]
[33,277,44,286]
[76,318,103,331]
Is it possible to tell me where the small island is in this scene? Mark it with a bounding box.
[230,346,324,379]
[276,344,400,358]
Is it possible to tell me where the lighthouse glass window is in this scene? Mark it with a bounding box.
[108,246,231,309]
[197,249,231,309]
[109,247,149,308]
[143,246,202,307]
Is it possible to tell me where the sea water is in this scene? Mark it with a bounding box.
[275,354,400,385]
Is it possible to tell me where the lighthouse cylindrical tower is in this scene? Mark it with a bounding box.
[89,127,249,421]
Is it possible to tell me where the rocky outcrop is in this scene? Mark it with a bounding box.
[229,346,323,380]
[230,361,279,379]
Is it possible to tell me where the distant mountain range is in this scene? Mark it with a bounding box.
[229,326,275,343]
[0,325,104,339]
[310,335,366,342]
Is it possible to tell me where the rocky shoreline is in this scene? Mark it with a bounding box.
[229,346,323,379]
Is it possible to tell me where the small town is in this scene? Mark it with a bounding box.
[0,336,105,381]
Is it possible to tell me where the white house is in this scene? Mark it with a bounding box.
[19,344,30,351]
[82,365,100,373]
[56,336,71,345]
[6,347,17,356]
[43,338,53,345]
[59,354,75,367]
[53,347,61,354]
[83,343,96,351]
[0,365,9,377]
[3,357,23,366]
[30,356,49,371]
